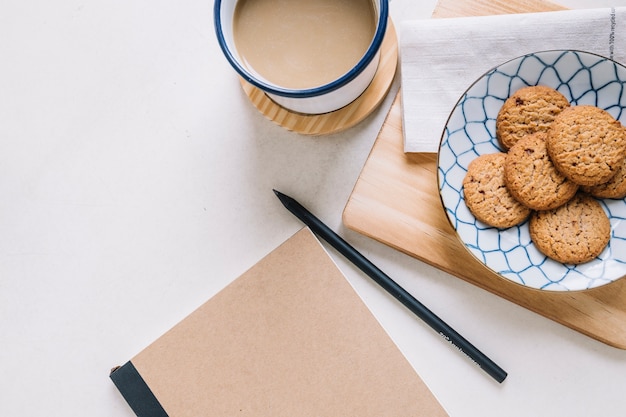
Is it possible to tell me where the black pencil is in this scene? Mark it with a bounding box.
[273,189,507,383]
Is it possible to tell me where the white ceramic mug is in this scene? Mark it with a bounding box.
[214,0,389,114]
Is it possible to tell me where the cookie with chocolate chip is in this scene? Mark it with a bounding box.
[529,193,610,264]
[546,105,626,186]
[463,152,531,228]
[504,132,578,210]
[496,85,570,150]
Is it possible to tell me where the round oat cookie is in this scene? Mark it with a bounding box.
[529,193,611,264]
[546,105,626,186]
[496,85,570,150]
[504,132,578,210]
[581,156,626,199]
[463,152,531,228]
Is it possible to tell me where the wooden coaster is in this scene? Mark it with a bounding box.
[239,19,398,136]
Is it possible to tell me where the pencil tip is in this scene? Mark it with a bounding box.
[273,189,292,207]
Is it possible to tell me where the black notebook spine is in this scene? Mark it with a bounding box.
[110,361,169,417]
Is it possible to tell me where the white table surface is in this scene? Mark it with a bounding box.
[2,0,626,416]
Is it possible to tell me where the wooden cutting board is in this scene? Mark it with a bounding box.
[343,0,626,350]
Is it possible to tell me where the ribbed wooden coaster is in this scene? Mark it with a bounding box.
[239,20,398,136]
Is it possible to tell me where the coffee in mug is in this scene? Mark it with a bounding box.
[233,0,377,90]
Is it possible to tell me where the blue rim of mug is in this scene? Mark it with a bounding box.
[213,0,389,99]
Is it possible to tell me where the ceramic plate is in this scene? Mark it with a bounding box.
[437,50,626,291]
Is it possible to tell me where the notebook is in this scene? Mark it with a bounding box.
[110,227,448,417]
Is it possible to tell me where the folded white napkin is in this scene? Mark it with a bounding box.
[399,7,626,153]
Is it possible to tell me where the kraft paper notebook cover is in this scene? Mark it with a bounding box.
[110,227,448,417]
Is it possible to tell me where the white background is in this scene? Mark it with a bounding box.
[1,0,625,416]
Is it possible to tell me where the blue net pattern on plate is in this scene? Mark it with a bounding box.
[437,50,626,291]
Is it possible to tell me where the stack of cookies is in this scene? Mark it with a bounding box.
[463,86,626,264]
